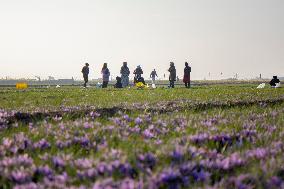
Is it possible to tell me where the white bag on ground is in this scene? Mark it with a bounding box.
[257,83,265,89]
[275,83,281,88]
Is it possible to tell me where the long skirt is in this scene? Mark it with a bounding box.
[121,75,129,88]
[183,75,190,83]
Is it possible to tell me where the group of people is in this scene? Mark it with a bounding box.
[81,61,192,88]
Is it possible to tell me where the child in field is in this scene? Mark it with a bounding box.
[114,76,123,88]
[183,62,191,88]
[168,62,176,88]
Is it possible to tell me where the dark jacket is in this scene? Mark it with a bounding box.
[114,77,123,88]
[134,67,143,79]
[184,66,191,77]
[270,78,280,86]
[168,66,176,81]
[150,71,158,78]
[82,66,89,76]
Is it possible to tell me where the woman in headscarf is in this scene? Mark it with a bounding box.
[183,62,191,88]
[120,62,130,88]
[101,63,110,88]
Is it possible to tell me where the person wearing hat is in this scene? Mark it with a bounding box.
[168,62,176,88]
[133,65,144,84]
[120,62,130,88]
[183,62,191,88]
[269,76,280,87]
[81,63,89,87]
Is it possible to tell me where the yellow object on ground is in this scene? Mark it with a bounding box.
[16,82,28,89]
[135,82,145,89]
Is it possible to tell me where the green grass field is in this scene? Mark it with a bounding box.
[0,85,283,188]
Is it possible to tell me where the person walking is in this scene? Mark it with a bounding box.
[101,63,110,88]
[120,62,130,88]
[168,62,176,88]
[81,63,89,87]
[183,62,191,88]
[150,69,158,84]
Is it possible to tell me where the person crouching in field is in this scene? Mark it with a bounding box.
[150,69,158,84]
[101,63,110,88]
[269,76,280,87]
[114,76,123,88]
[133,65,144,84]
[82,63,89,87]
[168,62,176,88]
[120,62,130,88]
[183,62,191,88]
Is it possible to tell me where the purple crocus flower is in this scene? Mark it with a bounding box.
[33,139,51,150]
[52,156,66,169]
[135,117,143,125]
[10,170,32,184]
[35,165,53,176]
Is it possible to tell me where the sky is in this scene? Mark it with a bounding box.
[0,0,283,80]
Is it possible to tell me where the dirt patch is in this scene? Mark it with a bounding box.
[2,98,283,126]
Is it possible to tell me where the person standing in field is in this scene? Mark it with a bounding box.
[150,69,158,84]
[120,62,130,88]
[101,63,110,88]
[81,63,89,87]
[183,62,191,88]
[168,62,176,88]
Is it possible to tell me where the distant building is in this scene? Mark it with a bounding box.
[48,76,55,80]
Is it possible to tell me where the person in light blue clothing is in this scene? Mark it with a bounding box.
[120,62,130,88]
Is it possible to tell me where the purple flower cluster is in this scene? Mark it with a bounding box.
[0,99,283,188]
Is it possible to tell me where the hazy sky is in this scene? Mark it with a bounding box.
[0,0,283,80]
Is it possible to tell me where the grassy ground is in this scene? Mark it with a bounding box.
[0,85,283,188]
[0,85,283,111]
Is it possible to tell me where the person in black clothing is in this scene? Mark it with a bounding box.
[133,65,144,84]
[81,63,89,87]
[269,76,280,87]
[114,76,123,88]
[183,62,191,88]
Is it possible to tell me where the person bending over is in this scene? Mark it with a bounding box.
[269,76,280,87]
